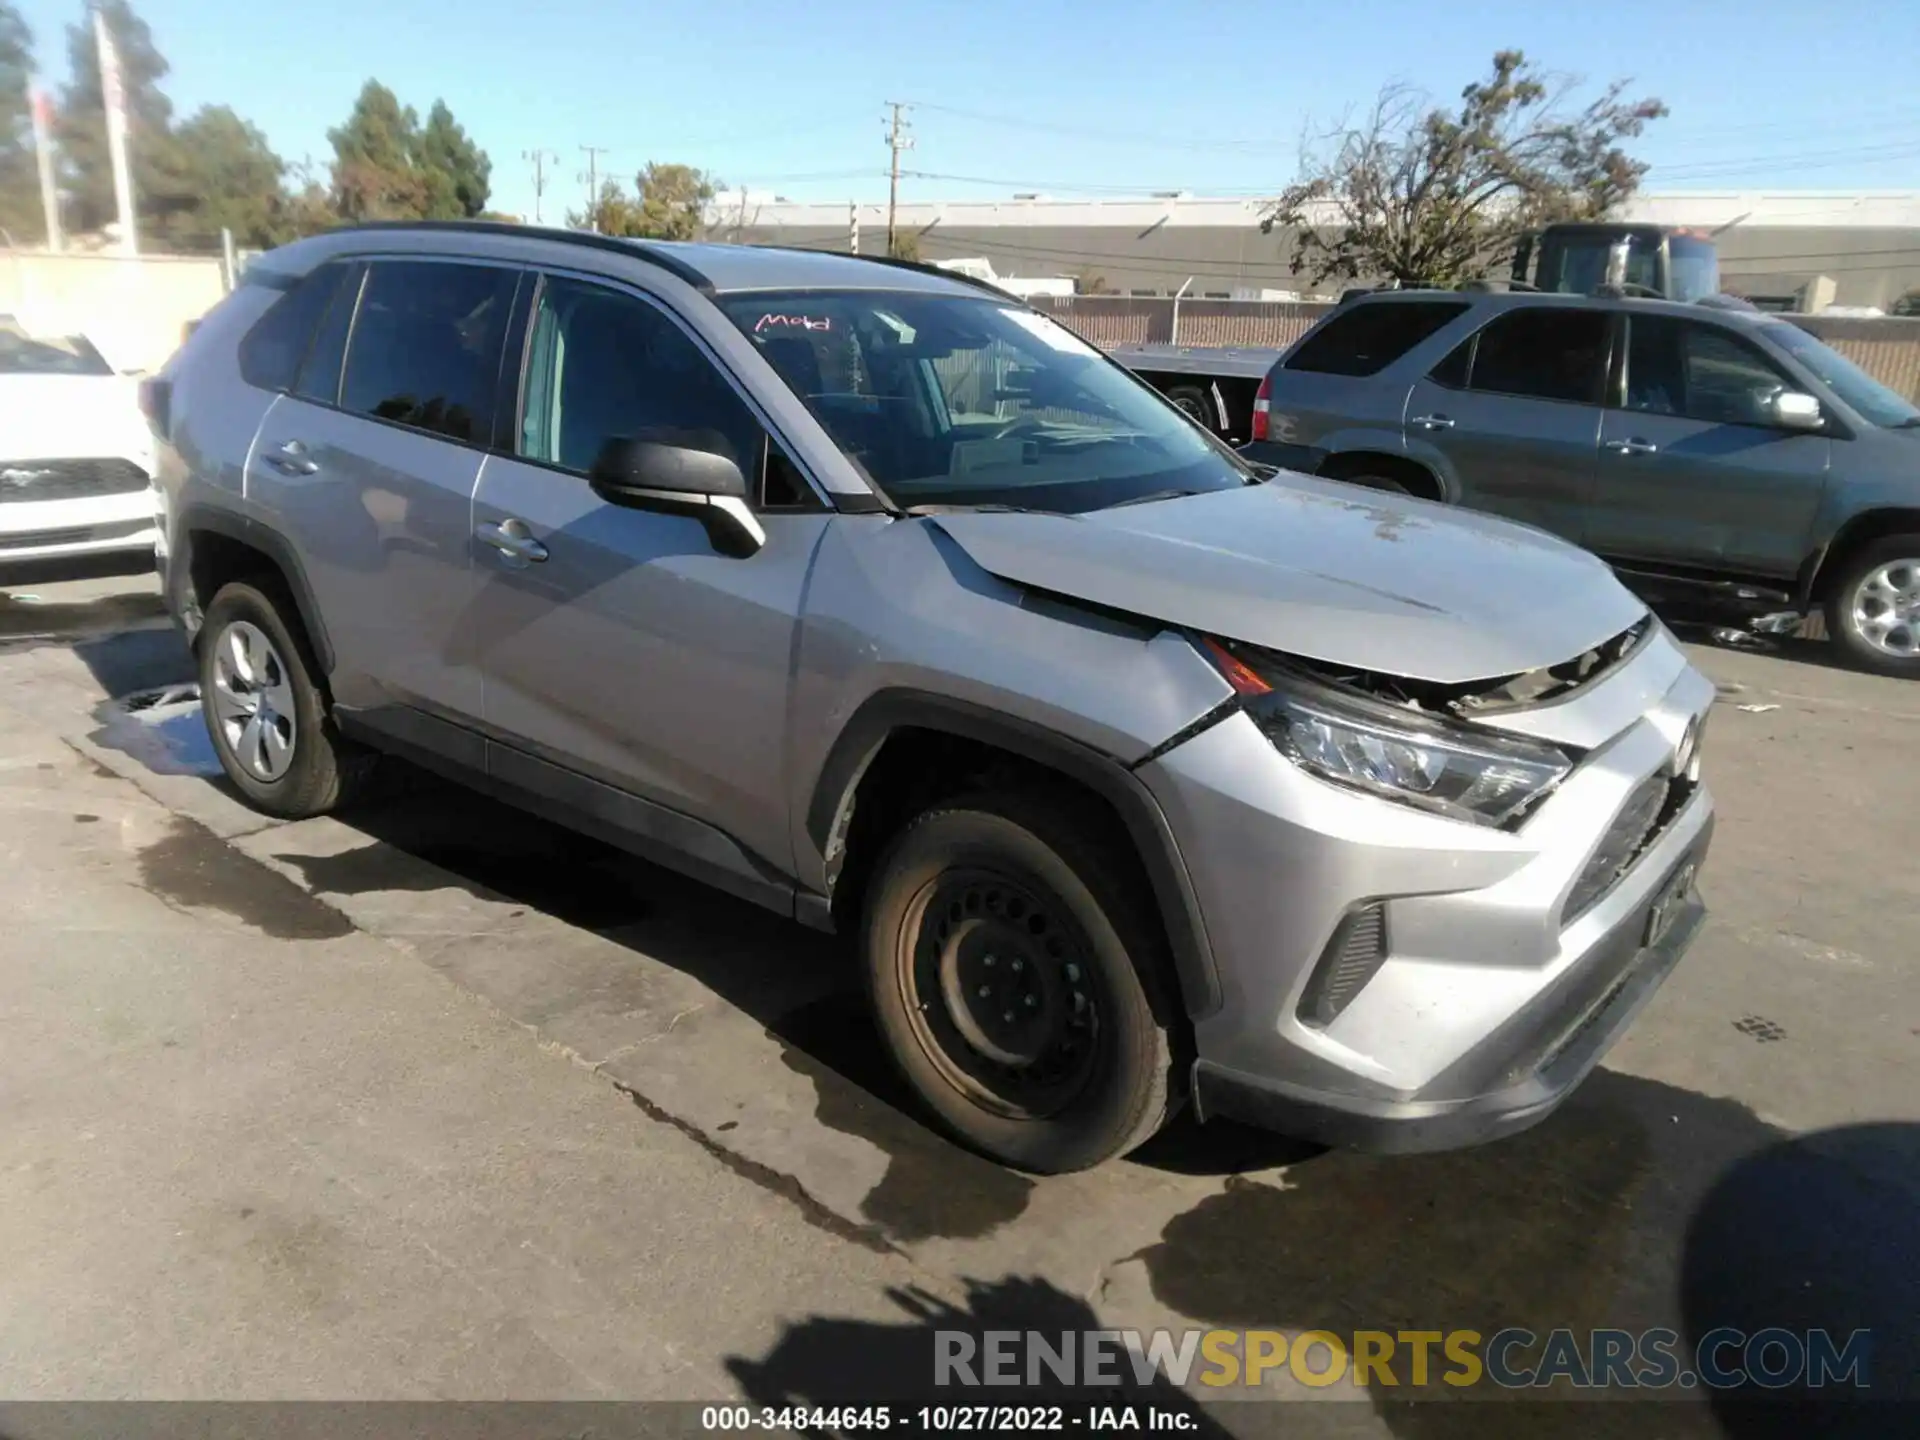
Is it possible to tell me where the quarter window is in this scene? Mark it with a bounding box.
[1463,309,1610,405]
[1284,301,1470,378]
[237,263,349,393]
[339,260,517,443]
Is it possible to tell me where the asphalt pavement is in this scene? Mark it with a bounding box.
[0,573,1913,1437]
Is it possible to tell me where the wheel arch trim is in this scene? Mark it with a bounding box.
[175,502,337,675]
[805,689,1224,1020]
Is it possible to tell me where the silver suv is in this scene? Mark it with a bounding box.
[147,223,1716,1172]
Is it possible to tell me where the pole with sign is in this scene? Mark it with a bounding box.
[28,84,62,252]
[93,3,138,256]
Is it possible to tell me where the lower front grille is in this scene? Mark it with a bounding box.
[1565,774,1687,922]
[0,517,153,551]
[0,458,150,504]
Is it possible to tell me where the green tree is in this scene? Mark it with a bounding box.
[567,177,642,235]
[167,104,288,249]
[888,229,920,262]
[416,99,490,219]
[633,162,715,240]
[327,79,427,221]
[1263,50,1667,287]
[56,0,194,239]
[0,1,39,244]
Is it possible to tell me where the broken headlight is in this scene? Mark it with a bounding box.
[1202,639,1573,829]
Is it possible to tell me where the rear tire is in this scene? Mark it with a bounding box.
[1824,534,1920,678]
[862,790,1180,1173]
[198,579,376,818]
[1165,384,1219,436]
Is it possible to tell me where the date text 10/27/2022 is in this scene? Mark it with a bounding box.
[701,1407,1199,1433]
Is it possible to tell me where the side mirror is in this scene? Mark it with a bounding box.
[587,430,766,557]
[1770,391,1824,432]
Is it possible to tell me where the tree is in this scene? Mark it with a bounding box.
[1262,50,1667,288]
[168,105,288,249]
[0,1,39,243]
[633,161,716,240]
[1076,270,1113,295]
[888,229,921,262]
[327,79,427,221]
[416,99,490,219]
[57,0,195,239]
[567,177,643,235]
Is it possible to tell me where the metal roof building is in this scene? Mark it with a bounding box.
[714,191,1920,311]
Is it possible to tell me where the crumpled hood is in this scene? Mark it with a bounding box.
[931,475,1647,684]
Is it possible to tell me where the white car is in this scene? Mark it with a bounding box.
[0,325,160,579]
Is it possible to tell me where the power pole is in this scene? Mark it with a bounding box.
[523,149,558,224]
[848,201,859,255]
[579,146,608,230]
[28,84,61,252]
[92,2,137,255]
[883,102,912,258]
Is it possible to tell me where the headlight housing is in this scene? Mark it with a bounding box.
[1201,638,1574,829]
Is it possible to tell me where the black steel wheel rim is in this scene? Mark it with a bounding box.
[896,866,1104,1120]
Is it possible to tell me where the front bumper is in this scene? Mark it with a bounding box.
[1140,623,1716,1152]
[0,488,160,571]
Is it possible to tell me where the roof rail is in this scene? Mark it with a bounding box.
[327,220,715,293]
[745,243,1019,301]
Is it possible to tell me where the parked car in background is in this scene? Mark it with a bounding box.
[148,223,1714,1172]
[1247,290,1920,677]
[0,322,159,582]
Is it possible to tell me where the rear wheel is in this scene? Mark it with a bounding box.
[198,579,375,817]
[1825,535,1920,678]
[862,791,1179,1173]
[1165,384,1219,436]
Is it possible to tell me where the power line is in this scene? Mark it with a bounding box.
[901,169,1274,197]
[908,100,1298,157]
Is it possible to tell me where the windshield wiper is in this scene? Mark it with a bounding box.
[903,502,1054,516]
[1892,416,1920,429]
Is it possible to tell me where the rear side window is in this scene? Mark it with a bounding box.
[1463,308,1610,405]
[237,264,349,392]
[292,263,365,406]
[340,260,518,443]
[1284,301,1469,377]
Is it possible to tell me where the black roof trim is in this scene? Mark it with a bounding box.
[328,220,716,293]
[745,244,1019,300]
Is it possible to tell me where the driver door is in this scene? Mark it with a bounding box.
[468,274,833,877]
[1586,315,1829,577]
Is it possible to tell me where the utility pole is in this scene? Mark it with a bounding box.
[92,2,137,255]
[579,146,608,230]
[848,201,859,255]
[523,149,558,224]
[28,84,61,252]
[883,102,912,258]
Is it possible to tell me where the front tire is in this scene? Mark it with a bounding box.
[198,579,374,818]
[862,791,1179,1173]
[1825,535,1920,678]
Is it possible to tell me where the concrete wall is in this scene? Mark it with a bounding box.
[1,251,229,375]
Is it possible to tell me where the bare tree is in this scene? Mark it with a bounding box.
[1263,51,1667,288]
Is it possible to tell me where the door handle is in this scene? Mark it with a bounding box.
[1604,437,1660,456]
[264,439,318,475]
[1409,414,1455,431]
[476,518,549,564]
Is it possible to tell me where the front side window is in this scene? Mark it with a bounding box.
[1762,322,1920,429]
[718,290,1251,513]
[339,260,517,443]
[1625,316,1796,427]
[519,277,769,487]
[1285,301,1469,378]
[1465,308,1610,405]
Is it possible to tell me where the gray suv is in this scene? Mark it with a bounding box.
[1253,291,1920,676]
[147,223,1715,1172]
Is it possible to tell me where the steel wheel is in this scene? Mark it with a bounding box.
[896,867,1103,1121]
[1848,558,1920,659]
[208,619,298,782]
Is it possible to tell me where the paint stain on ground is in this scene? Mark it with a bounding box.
[89,684,221,779]
[770,992,1037,1244]
[139,815,353,940]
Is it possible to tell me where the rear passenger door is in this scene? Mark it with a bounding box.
[246,257,520,726]
[1586,314,1829,578]
[1402,307,1611,543]
[469,273,832,880]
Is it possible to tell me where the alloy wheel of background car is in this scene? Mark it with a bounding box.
[1848,559,1920,660]
[198,579,376,819]
[1826,534,1920,678]
[208,620,299,783]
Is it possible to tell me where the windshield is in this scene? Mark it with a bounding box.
[718,290,1252,512]
[0,329,114,377]
[1763,322,1920,428]
[1668,236,1719,304]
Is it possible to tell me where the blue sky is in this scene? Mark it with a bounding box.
[14,0,1920,222]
